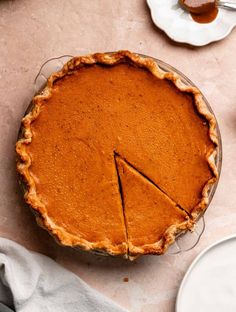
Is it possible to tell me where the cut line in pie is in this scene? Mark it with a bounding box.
[16,51,218,258]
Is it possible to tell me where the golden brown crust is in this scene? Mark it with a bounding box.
[128,219,194,259]
[16,50,218,258]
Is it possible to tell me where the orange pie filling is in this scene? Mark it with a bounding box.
[16,52,217,258]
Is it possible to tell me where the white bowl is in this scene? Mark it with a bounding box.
[147,0,236,46]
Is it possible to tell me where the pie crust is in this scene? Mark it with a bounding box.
[16,51,218,258]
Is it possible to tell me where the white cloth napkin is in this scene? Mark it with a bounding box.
[0,238,127,312]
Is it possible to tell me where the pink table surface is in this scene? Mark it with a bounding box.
[1,1,236,311]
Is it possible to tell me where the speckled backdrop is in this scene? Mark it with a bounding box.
[0,1,236,311]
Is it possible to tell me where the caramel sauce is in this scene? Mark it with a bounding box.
[180,0,218,23]
[191,7,218,23]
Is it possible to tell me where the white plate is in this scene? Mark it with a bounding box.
[176,235,236,312]
[147,0,236,46]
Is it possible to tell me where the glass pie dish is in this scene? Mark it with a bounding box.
[17,53,222,257]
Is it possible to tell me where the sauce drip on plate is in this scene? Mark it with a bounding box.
[179,0,218,24]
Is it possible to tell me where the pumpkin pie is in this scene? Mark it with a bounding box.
[16,51,218,258]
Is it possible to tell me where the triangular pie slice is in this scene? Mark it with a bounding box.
[115,155,192,257]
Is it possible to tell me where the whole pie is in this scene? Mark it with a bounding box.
[16,51,218,259]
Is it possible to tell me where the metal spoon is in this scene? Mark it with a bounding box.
[179,0,236,12]
[218,1,236,10]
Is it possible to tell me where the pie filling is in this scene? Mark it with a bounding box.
[16,51,217,257]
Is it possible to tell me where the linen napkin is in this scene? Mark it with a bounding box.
[0,238,127,312]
